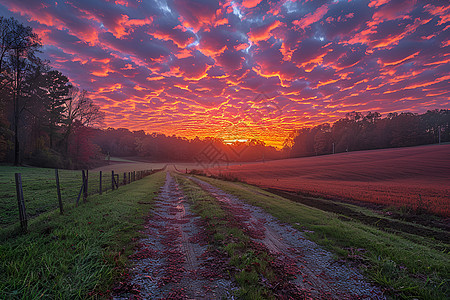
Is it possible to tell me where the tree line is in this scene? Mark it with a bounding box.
[92,128,284,163]
[95,109,450,164]
[0,17,103,168]
[288,109,450,158]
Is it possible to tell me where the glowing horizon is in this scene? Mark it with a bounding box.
[1,0,448,148]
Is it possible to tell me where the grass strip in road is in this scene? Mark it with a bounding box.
[195,175,449,300]
[0,171,165,299]
[176,174,305,300]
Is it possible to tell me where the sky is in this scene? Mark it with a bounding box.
[0,0,449,148]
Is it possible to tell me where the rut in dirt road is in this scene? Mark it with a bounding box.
[114,172,235,299]
[191,177,386,300]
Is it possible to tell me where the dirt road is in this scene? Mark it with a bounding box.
[116,172,385,299]
[114,172,236,299]
[191,176,385,299]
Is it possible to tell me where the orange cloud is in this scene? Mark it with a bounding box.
[368,0,390,8]
[98,83,122,93]
[134,85,147,91]
[115,0,128,6]
[91,66,114,77]
[293,4,328,30]
[241,0,263,9]
[249,20,282,43]
[424,4,450,25]
[404,75,450,90]
[379,51,420,67]
[214,18,228,27]
[152,30,195,48]
[375,19,430,48]
[113,14,153,39]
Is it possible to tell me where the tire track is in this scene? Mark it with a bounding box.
[114,172,235,299]
[191,176,385,300]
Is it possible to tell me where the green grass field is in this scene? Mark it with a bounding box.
[0,166,146,229]
[0,170,165,299]
[192,175,449,300]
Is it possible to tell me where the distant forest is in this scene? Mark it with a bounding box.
[0,17,448,169]
[288,109,450,157]
[96,109,449,164]
[93,128,284,164]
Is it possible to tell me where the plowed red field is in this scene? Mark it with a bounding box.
[212,144,450,217]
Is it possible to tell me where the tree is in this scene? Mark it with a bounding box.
[290,127,316,157]
[38,70,71,148]
[62,87,103,156]
[68,120,97,166]
[313,123,332,155]
[0,17,17,89]
[421,109,450,144]
[389,113,421,147]
[0,87,12,161]
[1,17,42,165]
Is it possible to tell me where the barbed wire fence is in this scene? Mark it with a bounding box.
[2,168,161,234]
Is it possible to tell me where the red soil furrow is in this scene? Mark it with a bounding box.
[191,177,386,300]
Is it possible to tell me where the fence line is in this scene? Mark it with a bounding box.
[7,168,159,234]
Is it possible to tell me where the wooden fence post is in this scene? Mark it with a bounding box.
[115,174,119,189]
[99,171,102,195]
[82,170,87,203]
[76,183,83,207]
[128,172,131,183]
[15,173,27,232]
[76,170,85,207]
[55,169,63,214]
[112,170,115,191]
[123,172,126,185]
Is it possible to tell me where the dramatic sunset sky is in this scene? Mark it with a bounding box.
[0,0,448,147]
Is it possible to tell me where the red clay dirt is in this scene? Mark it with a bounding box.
[113,172,236,299]
[191,177,386,300]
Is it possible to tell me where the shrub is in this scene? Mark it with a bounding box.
[28,149,64,169]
